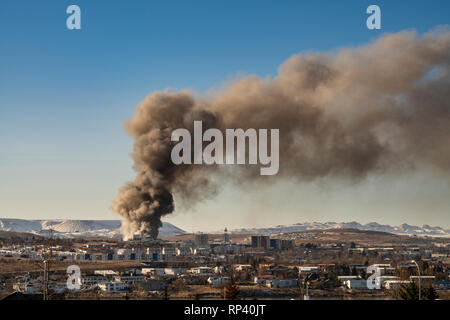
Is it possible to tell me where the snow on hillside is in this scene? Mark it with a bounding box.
[0,218,185,239]
[0,219,42,233]
[229,221,450,237]
[158,223,187,238]
[1,218,448,238]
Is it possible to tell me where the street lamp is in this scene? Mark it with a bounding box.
[304,280,310,300]
[410,260,421,300]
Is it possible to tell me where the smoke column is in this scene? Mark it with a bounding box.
[111,28,450,239]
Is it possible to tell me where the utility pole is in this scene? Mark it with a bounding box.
[304,280,310,300]
[43,259,49,300]
[49,228,54,259]
[43,228,53,300]
[303,274,310,300]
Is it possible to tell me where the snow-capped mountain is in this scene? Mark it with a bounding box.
[0,218,186,239]
[1,218,448,238]
[229,221,450,237]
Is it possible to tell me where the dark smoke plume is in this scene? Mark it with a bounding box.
[111,28,450,239]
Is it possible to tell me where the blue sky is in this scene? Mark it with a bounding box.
[1,1,449,230]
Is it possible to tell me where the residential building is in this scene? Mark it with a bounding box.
[113,275,145,285]
[81,274,107,285]
[189,267,214,275]
[267,279,298,288]
[254,275,276,285]
[344,279,372,290]
[195,233,209,247]
[98,281,130,292]
[207,276,231,286]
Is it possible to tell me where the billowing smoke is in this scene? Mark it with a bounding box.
[112,28,450,239]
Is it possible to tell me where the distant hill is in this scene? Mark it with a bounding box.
[0,218,186,239]
[0,230,42,240]
[228,221,450,238]
[1,218,448,239]
[273,228,439,246]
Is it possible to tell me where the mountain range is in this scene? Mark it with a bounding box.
[0,218,185,238]
[229,221,450,237]
[0,218,448,238]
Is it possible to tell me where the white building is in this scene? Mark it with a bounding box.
[207,276,231,286]
[113,275,145,285]
[162,247,177,256]
[142,267,186,277]
[254,275,276,285]
[298,266,319,274]
[81,274,108,285]
[94,270,118,277]
[193,248,210,255]
[98,281,130,292]
[267,279,298,288]
[115,248,131,256]
[164,267,186,276]
[234,264,252,272]
[176,247,192,256]
[214,266,225,274]
[344,279,372,290]
[142,268,165,276]
[189,267,214,275]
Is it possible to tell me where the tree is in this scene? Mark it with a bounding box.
[163,285,169,300]
[422,286,439,300]
[252,259,259,271]
[399,282,439,300]
[223,278,240,300]
[399,282,419,300]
